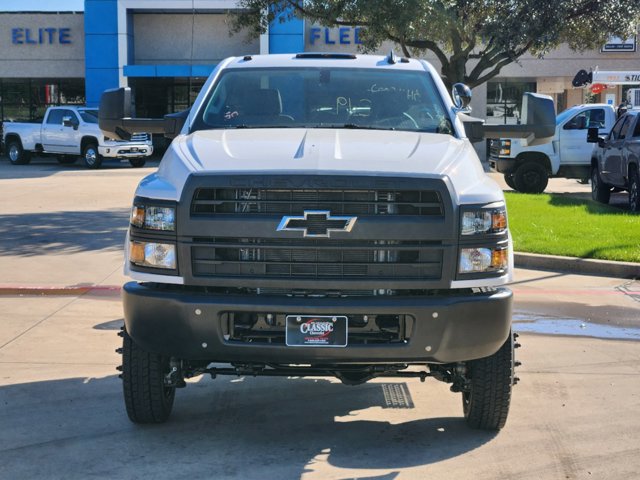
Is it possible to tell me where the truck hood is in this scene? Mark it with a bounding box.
[149,128,502,205]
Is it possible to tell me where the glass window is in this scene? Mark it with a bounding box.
[609,116,629,141]
[195,67,452,134]
[619,115,633,139]
[79,109,98,123]
[128,77,205,118]
[563,108,606,130]
[633,115,640,138]
[1,79,84,122]
[486,80,537,125]
[46,109,65,125]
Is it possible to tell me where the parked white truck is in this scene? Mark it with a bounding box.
[3,106,153,168]
[489,104,616,193]
[99,53,554,429]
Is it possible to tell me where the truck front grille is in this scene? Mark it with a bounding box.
[129,133,150,142]
[489,139,504,158]
[191,238,443,280]
[191,188,443,216]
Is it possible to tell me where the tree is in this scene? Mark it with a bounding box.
[231,0,640,90]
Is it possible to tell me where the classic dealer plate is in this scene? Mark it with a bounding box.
[285,315,348,347]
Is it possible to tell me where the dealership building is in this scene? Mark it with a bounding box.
[1,0,638,126]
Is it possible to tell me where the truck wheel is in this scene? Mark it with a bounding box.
[591,166,611,204]
[129,158,146,168]
[7,140,31,165]
[82,143,102,169]
[629,168,640,213]
[122,330,175,424]
[513,162,548,194]
[462,331,514,430]
[57,155,77,165]
[503,173,516,190]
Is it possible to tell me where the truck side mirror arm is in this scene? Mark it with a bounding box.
[98,87,188,140]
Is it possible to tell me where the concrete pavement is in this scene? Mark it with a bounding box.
[1,157,639,479]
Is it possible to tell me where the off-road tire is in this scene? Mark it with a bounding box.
[629,168,640,213]
[7,140,31,165]
[503,173,516,190]
[462,331,514,430]
[82,143,102,169]
[122,330,175,424]
[57,155,77,165]
[513,161,548,194]
[129,158,146,168]
[591,165,611,204]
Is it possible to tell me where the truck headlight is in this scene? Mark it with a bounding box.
[498,139,511,156]
[130,241,177,269]
[459,247,508,274]
[461,209,507,235]
[131,205,176,231]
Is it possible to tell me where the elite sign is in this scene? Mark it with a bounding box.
[11,28,72,45]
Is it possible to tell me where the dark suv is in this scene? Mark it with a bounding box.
[590,111,640,212]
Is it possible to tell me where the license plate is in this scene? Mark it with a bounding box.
[285,315,348,347]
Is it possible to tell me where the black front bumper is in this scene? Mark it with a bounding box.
[489,156,516,174]
[123,283,513,364]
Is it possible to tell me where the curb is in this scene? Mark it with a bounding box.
[514,252,639,279]
[0,285,121,296]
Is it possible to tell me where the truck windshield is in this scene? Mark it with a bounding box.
[193,67,454,135]
[79,109,99,124]
[556,106,580,126]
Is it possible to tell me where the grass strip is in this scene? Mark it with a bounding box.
[505,192,640,263]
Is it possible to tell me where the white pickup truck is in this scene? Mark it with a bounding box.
[489,104,616,193]
[99,53,555,429]
[3,106,153,168]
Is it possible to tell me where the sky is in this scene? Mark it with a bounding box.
[0,0,84,11]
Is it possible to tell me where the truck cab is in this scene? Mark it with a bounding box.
[489,104,616,193]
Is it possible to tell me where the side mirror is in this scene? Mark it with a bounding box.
[452,83,472,113]
[99,87,186,140]
[587,126,607,147]
[587,127,599,143]
[480,93,556,146]
[62,116,78,129]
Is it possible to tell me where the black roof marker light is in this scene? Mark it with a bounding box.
[295,53,357,59]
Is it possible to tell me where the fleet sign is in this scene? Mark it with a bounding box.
[11,28,72,45]
[309,26,362,45]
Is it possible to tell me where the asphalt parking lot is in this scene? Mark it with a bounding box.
[1,156,639,479]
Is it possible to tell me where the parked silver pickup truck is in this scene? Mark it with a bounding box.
[3,106,153,168]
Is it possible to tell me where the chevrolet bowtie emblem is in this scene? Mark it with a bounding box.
[277,210,357,238]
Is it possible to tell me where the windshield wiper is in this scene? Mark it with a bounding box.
[341,123,393,130]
